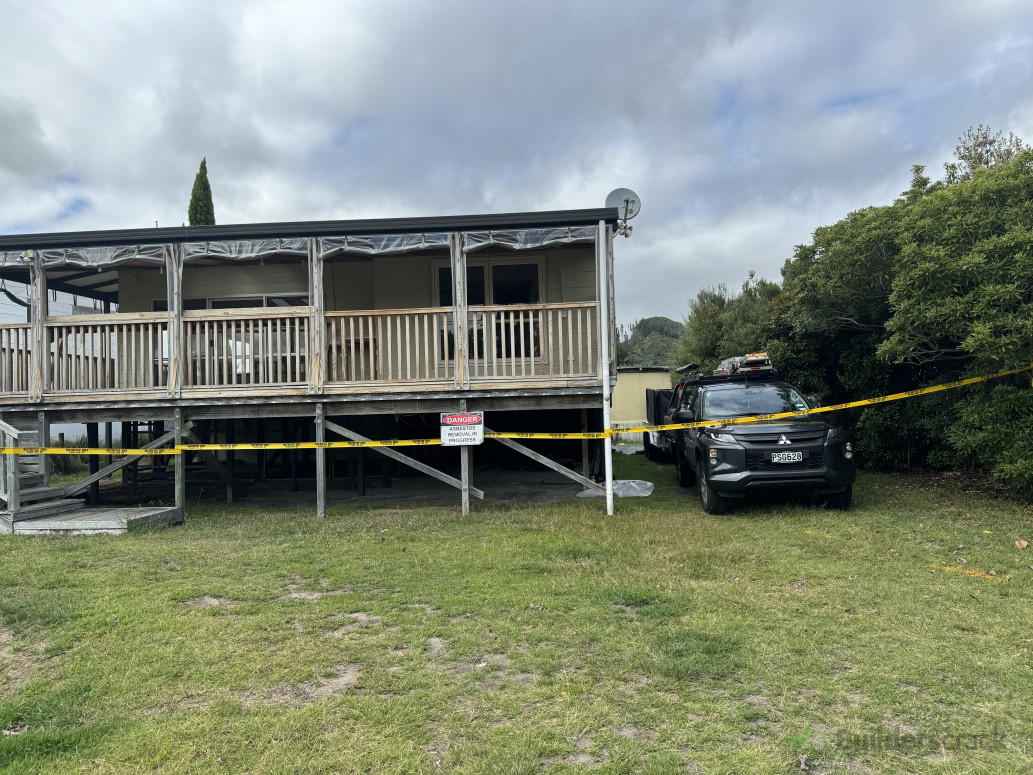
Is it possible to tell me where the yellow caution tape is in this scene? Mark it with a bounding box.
[618,363,1033,434]
[484,431,612,440]
[1,364,1028,455]
[0,447,174,456]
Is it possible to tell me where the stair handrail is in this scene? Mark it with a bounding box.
[0,419,21,440]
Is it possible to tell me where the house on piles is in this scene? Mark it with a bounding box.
[0,208,620,532]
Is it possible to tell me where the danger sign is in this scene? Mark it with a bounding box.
[441,411,484,446]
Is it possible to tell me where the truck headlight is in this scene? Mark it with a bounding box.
[844,442,854,460]
[705,431,736,444]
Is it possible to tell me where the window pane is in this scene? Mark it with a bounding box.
[491,264,538,304]
[267,295,309,307]
[438,266,486,306]
[210,297,262,309]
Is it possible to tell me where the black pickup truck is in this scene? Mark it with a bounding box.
[656,354,856,514]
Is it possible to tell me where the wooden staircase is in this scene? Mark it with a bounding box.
[1,414,85,534]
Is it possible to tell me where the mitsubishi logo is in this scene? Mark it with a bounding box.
[777,434,792,445]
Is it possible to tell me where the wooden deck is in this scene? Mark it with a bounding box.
[9,506,183,535]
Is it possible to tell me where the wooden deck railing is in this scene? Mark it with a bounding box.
[0,302,602,402]
[467,302,598,380]
[326,308,452,383]
[45,313,169,392]
[0,325,31,395]
[183,308,309,388]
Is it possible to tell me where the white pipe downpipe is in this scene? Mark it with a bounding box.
[597,220,614,516]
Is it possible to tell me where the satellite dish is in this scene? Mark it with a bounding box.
[605,188,641,220]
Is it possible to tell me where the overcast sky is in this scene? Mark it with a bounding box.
[2,0,1032,325]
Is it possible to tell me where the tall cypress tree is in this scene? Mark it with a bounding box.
[187,157,216,226]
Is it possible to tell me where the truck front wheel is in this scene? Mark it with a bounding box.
[698,466,728,515]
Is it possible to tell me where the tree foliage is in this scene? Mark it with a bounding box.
[188,157,216,226]
[670,272,779,372]
[617,316,683,367]
[676,128,1033,494]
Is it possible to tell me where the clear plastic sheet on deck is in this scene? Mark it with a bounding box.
[0,225,599,269]
[464,226,596,252]
[0,244,168,269]
[319,233,451,257]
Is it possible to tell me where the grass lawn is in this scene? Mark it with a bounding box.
[2,454,1032,774]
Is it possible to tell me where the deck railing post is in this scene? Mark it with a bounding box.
[165,245,183,398]
[308,238,325,394]
[28,250,47,402]
[450,233,469,389]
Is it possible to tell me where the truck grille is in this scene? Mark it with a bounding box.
[738,431,826,445]
[746,450,825,470]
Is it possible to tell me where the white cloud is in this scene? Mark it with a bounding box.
[1,0,1031,324]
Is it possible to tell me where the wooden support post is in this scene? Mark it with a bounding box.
[28,252,47,403]
[307,238,326,394]
[258,418,267,480]
[104,421,113,469]
[165,245,184,398]
[38,411,50,487]
[324,419,485,499]
[581,408,590,479]
[86,423,100,505]
[174,409,185,513]
[315,403,326,518]
[459,399,470,516]
[121,422,131,484]
[3,419,20,517]
[225,419,235,504]
[450,233,469,389]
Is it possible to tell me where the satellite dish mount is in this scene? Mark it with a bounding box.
[605,188,641,237]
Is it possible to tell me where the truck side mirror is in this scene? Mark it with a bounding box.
[673,409,695,423]
[806,395,822,408]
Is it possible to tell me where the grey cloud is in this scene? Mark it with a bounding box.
[1,0,1032,324]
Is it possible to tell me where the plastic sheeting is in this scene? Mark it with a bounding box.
[320,233,450,257]
[0,244,168,269]
[464,226,596,252]
[0,226,598,269]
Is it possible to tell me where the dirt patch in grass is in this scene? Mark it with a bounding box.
[280,581,353,601]
[146,664,363,714]
[184,595,235,608]
[451,653,511,675]
[427,637,447,656]
[251,663,361,707]
[0,626,35,699]
[330,612,382,635]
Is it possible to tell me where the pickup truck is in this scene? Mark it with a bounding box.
[656,354,856,514]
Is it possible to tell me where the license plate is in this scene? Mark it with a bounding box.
[771,451,803,463]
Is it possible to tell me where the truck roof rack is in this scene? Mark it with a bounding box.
[679,352,780,385]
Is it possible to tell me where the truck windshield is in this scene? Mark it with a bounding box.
[702,385,809,420]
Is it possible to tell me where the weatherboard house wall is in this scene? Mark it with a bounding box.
[0,209,619,523]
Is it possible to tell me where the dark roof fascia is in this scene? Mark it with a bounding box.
[0,208,619,252]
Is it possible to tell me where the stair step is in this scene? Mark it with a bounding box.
[19,486,68,504]
[17,473,44,487]
[10,499,85,522]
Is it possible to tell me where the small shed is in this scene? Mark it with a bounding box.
[612,366,670,440]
